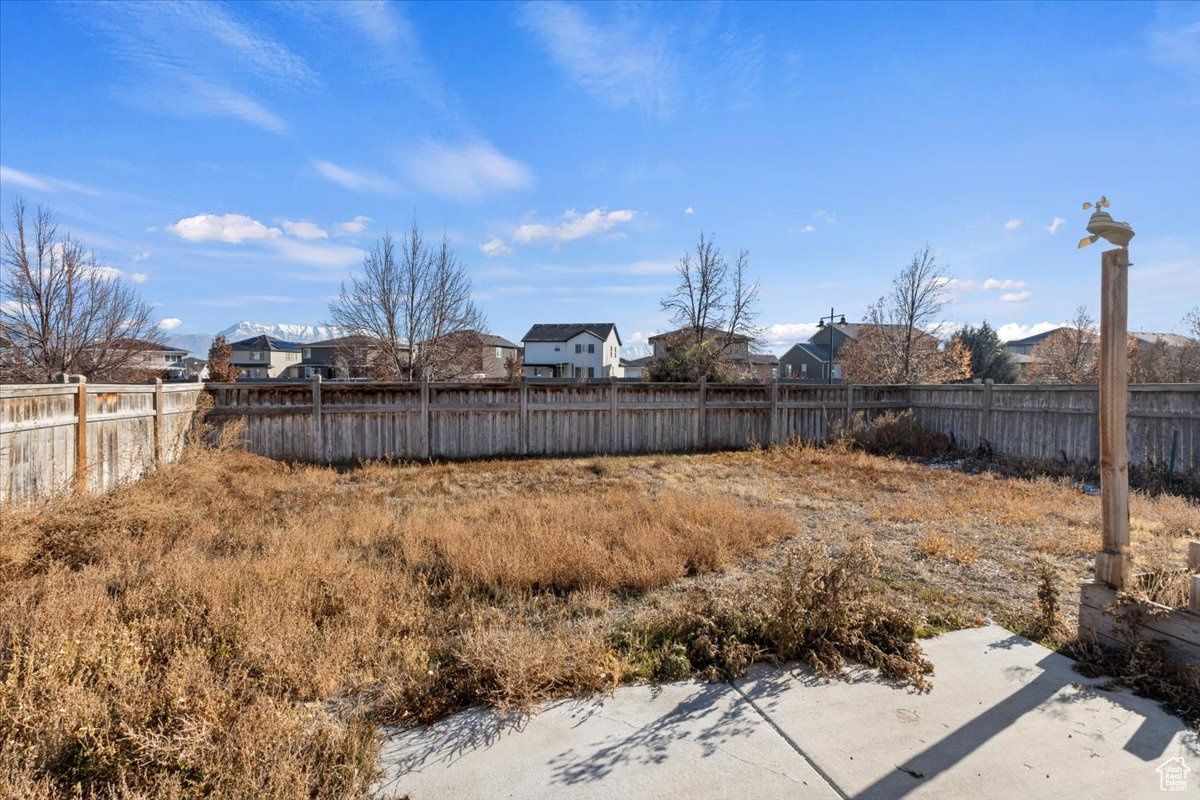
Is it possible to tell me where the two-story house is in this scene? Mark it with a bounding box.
[522,323,623,379]
[108,338,189,379]
[230,335,302,379]
[779,322,938,383]
[286,335,387,380]
[646,327,776,381]
[418,330,520,380]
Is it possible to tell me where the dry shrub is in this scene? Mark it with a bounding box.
[834,410,956,459]
[618,540,932,690]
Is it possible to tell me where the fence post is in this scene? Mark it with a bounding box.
[153,377,164,469]
[420,378,431,461]
[1189,542,1200,615]
[978,379,993,449]
[610,377,619,454]
[1096,247,1131,590]
[519,378,528,456]
[75,378,88,494]
[697,378,707,449]
[311,374,323,464]
[769,379,779,445]
[845,383,855,428]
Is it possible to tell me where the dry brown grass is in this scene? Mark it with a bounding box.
[3,433,1197,797]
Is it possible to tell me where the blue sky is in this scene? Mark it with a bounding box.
[1,0,1197,351]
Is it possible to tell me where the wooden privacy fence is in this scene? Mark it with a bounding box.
[910,382,1199,470]
[206,378,909,463]
[0,380,204,505]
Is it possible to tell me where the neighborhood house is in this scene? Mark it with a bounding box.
[522,323,623,379]
[230,335,302,379]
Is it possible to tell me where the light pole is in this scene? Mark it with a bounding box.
[1078,196,1135,590]
[815,308,846,384]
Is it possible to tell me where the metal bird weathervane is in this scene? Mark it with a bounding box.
[1078,196,1135,249]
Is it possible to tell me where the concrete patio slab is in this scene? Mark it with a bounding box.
[735,625,1199,800]
[373,679,840,799]
[374,625,1199,799]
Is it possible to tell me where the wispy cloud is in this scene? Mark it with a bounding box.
[403,139,532,202]
[518,1,679,118]
[160,317,183,331]
[1045,216,1066,234]
[312,160,396,192]
[1147,4,1200,76]
[479,238,512,257]
[684,206,694,215]
[1000,290,1032,303]
[280,220,328,240]
[0,165,107,197]
[796,224,816,234]
[982,278,1026,290]
[513,208,636,246]
[1004,219,1022,230]
[73,1,314,132]
[812,210,837,225]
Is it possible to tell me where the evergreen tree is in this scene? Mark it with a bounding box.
[952,321,1020,383]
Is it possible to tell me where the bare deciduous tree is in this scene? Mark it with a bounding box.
[653,232,761,381]
[1,200,162,382]
[839,245,971,384]
[1026,306,1099,384]
[328,219,485,381]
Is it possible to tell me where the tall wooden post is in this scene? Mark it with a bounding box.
[519,378,529,456]
[1096,248,1131,589]
[697,378,707,450]
[609,377,619,454]
[769,379,779,445]
[419,378,431,461]
[74,378,88,494]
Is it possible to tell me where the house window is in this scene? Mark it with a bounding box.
[495,347,502,359]
[303,348,311,359]
[251,352,263,361]
[800,363,807,378]
[588,367,595,378]
[575,343,583,353]
[554,345,560,352]
[588,343,595,354]
[832,364,842,379]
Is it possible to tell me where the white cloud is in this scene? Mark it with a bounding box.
[313,160,396,192]
[996,321,1063,342]
[627,330,647,344]
[0,165,106,197]
[1004,219,1022,230]
[1045,216,1066,234]
[764,322,822,348]
[518,2,680,118]
[404,139,532,201]
[169,213,282,244]
[982,278,1026,290]
[160,317,182,331]
[684,206,694,215]
[479,238,512,257]
[129,272,147,284]
[513,208,636,245]
[132,250,151,262]
[270,238,364,270]
[280,219,328,240]
[335,215,371,235]
[1000,291,1032,303]
[797,224,816,234]
[812,210,837,225]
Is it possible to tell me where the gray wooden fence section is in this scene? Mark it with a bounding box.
[207,379,910,463]
[910,383,1199,470]
[0,381,204,505]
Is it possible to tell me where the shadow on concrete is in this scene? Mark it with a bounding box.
[545,682,761,787]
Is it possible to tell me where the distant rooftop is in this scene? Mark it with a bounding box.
[229,334,302,351]
[522,323,620,345]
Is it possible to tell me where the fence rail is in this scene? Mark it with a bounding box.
[3,379,1197,506]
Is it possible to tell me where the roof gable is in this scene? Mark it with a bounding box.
[522,323,620,345]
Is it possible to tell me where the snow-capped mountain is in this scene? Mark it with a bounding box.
[167,321,343,356]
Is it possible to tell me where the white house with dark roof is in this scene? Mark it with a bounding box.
[521,323,623,378]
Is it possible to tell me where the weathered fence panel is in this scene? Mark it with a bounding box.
[0,382,204,506]
[911,383,1199,469]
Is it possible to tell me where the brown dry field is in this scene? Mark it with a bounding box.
[1,439,1197,798]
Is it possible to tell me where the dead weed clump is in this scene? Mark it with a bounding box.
[616,540,932,691]
[834,410,957,459]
